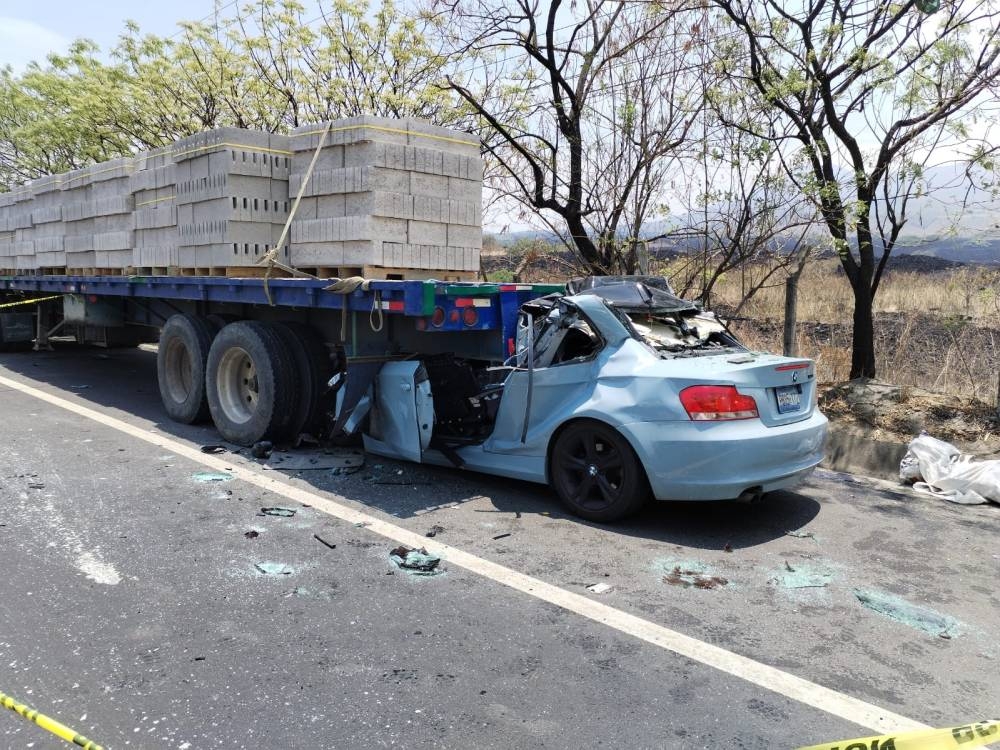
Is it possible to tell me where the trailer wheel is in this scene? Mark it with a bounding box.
[157,314,215,423]
[549,420,649,522]
[206,321,297,446]
[273,322,333,440]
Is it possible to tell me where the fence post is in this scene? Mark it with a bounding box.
[783,275,798,357]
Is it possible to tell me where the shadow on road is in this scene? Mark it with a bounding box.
[0,343,820,547]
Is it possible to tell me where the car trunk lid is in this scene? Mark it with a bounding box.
[662,352,818,427]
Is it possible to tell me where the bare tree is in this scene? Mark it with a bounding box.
[712,0,1000,378]
[436,0,700,274]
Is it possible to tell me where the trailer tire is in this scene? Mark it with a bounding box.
[206,321,298,446]
[157,313,215,424]
[273,322,333,440]
[549,419,650,522]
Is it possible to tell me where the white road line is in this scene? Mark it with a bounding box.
[0,372,929,735]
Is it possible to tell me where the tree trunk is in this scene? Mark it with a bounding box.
[566,213,603,274]
[849,280,876,378]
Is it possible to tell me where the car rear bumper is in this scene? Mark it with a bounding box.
[620,411,828,501]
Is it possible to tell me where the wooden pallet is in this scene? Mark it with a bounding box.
[66,267,128,277]
[363,266,479,281]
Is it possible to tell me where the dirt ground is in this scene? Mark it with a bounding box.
[819,379,1000,455]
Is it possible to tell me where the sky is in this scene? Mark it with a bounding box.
[0,0,215,71]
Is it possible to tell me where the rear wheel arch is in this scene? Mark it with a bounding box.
[546,417,651,522]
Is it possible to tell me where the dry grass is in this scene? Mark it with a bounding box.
[704,259,1000,403]
[488,249,1000,404]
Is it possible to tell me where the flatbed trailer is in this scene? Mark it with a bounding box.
[0,272,827,522]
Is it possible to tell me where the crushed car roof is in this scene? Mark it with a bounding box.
[565,276,699,314]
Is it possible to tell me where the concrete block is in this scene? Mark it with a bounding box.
[291,146,344,175]
[403,118,480,157]
[293,197,317,221]
[407,220,447,246]
[290,215,407,245]
[8,209,33,230]
[316,194,347,219]
[175,173,282,205]
[343,191,408,219]
[133,245,180,267]
[94,231,134,252]
[135,226,179,249]
[448,177,482,201]
[34,236,65,253]
[448,198,481,226]
[134,145,174,171]
[65,250,97,267]
[31,174,63,196]
[35,251,66,267]
[291,116,410,151]
[129,165,168,193]
[289,241,346,267]
[65,236,95,253]
[60,168,92,192]
[92,214,133,234]
[134,204,177,230]
[86,157,134,183]
[447,224,482,249]
[343,239,383,265]
[173,127,273,162]
[92,196,133,218]
[32,205,62,225]
[410,172,449,198]
[95,250,132,268]
[176,204,194,228]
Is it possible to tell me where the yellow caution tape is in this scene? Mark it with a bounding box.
[135,193,176,207]
[0,690,105,749]
[0,294,63,310]
[170,141,295,160]
[797,720,1000,750]
[294,122,478,148]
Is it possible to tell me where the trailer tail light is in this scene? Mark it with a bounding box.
[431,307,446,327]
[679,385,759,421]
[462,306,479,326]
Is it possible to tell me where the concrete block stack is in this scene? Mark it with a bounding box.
[61,157,135,270]
[131,146,178,269]
[172,128,292,269]
[0,117,483,277]
[7,188,36,272]
[28,174,66,269]
[287,116,482,274]
[0,188,27,272]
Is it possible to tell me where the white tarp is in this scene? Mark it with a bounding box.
[899,434,1000,505]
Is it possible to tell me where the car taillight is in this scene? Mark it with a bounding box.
[679,385,759,421]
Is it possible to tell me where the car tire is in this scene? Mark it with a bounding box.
[272,322,333,440]
[205,320,298,446]
[157,313,215,424]
[550,419,650,522]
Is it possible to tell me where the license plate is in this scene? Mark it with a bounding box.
[775,385,802,413]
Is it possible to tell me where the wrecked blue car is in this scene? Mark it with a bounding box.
[358,277,828,522]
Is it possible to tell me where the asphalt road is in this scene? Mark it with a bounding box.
[0,344,998,749]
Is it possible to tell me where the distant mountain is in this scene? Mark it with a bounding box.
[486,163,1000,265]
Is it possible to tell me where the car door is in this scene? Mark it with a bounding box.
[487,303,603,454]
[362,361,434,463]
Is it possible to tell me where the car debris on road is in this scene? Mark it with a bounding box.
[389,546,443,575]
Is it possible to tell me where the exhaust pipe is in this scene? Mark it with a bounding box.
[735,486,764,504]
